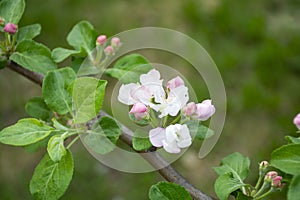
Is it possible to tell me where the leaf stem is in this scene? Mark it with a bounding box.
[66,135,80,149]
[253,188,273,200]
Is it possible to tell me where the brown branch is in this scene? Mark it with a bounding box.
[6,61,216,200]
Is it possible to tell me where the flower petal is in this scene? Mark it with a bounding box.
[118,83,139,105]
[149,128,166,147]
[163,140,181,153]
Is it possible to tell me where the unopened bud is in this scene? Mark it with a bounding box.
[272,176,283,188]
[293,113,300,130]
[3,23,17,34]
[259,161,269,171]
[196,99,215,121]
[182,102,197,116]
[104,45,114,55]
[129,102,148,120]
[96,35,106,46]
[264,171,278,182]
[111,37,121,48]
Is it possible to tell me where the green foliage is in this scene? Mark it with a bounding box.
[187,121,215,140]
[132,129,152,151]
[0,0,25,24]
[51,48,81,63]
[0,118,53,146]
[285,136,300,144]
[84,117,121,155]
[214,173,247,200]
[16,24,42,42]
[214,153,250,200]
[105,53,152,84]
[288,175,300,200]
[270,144,300,175]
[72,77,107,124]
[214,152,250,180]
[10,40,57,74]
[149,182,192,200]
[29,150,74,200]
[66,20,98,54]
[42,67,76,115]
[47,135,66,162]
[25,97,53,121]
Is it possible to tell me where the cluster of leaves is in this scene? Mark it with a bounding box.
[0,0,196,199]
[214,128,300,200]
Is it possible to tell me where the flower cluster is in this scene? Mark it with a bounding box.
[0,16,18,34]
[118,69,215,153]
[96,34,121,56]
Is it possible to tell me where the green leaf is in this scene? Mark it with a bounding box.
[0,0,25,24]
[42,67,76,115]
[270,144,300,175]
[285,136,300,144]
[16,24,42,42]
[105,53,152,84]
[149,182,192,200]
[25,97,53,121]
[84,117,121,155]
[72,77,107,124]
[30,150,74,200]
[187,121,215,140]
[236,191,253,200]
[0,118,53,146]
[51,47,81,63]
[132,129,152,151]
[214,173,247,200]
[10,40,57,74]
[24,131,57,153]
[288,175,300,200]
[66,20,98,54]
[214,152,250,181]
[47,135,66,162]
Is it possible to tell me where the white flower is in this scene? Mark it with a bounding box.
[196,99,215,121]
[117,69,165,106]
[149,124,192,154]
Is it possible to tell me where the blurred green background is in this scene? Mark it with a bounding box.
[1,0,300,199]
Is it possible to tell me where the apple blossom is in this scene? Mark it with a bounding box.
[167,76,184,90]
[293,113,300,130]
[196,99,215,121]
[154,85,189,118]
[149,127,166,147]
[163,124,192,153]
[129,102,148,120]
[3,23,17,34]
[149,124,192,154]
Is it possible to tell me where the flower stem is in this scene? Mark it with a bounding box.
[253,182,270,198]
[162,115,169,128]
[254,188,273,200]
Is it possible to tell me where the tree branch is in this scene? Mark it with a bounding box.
[6,61,216,200]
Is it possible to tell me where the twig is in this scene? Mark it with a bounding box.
[6,61,216,200]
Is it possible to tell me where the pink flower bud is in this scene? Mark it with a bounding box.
[3,23,17,34]
[111,37,121,48]
[182,102,197,116]
[167,76,184,90]
[293,113,300,130]
[264,171,278,181]
[272,176,283,188]
[96,35,107,46]
[196,99,215,121]
[129,102,148,120]
[104,45,114,55]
